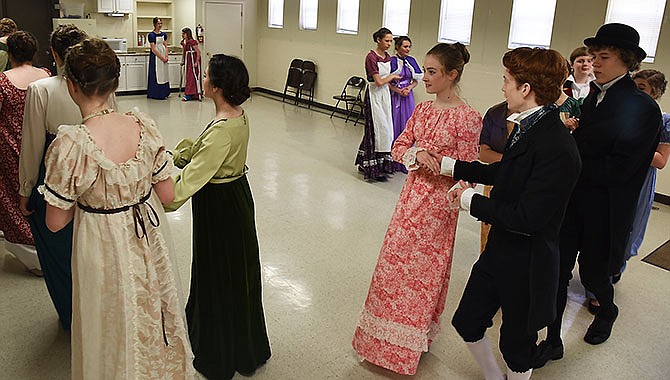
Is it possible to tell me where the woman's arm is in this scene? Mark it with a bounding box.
[46,204,74,232]
[479,144,503,163]
[371,72,400,87]
[153,177,175,204]
[652,144,670,169]
[149,42,164,61]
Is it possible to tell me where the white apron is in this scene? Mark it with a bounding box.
[369,61,394,152]
[154,35,169,84]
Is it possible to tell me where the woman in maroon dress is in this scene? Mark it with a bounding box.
[180,27,201,101]
[0,31,49,275]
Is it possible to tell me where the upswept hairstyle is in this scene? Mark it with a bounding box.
[503,47,568,106]
[208,54,250,106]
[64,38,120,97]
[153,17,162,27]
[426,42,471,84]
[587,44,641,72]
[632,69,667,100]
[51,24,88,62]
[0,18,18,37]
[7,31,38,64]
[372,27,392,43]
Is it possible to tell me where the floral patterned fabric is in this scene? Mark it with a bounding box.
[0,72,35,244]
[353,101,482,375]
[40,110,194,380]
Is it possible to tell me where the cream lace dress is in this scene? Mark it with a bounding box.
[40,110,194,380]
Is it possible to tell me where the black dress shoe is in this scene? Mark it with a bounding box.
[584,305,619,345]
[532,340,564,369]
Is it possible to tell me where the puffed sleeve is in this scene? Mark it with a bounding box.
[456,109,483,162]
[38,127,96,210]
[148,32,156,44]
[152,146,174,184]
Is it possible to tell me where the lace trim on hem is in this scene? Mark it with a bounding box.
[357,308,431,352]
[402,147,426,171]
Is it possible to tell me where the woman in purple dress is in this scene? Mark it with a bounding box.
[389,36,423,172]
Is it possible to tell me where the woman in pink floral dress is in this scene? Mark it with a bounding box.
[353,42,482,375]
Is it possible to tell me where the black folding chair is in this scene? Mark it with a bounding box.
[330,76,366,125]
[298,70,317,108]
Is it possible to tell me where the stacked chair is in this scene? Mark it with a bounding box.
[282,59,317,107]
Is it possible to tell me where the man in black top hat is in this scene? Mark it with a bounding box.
[533,23,661,368]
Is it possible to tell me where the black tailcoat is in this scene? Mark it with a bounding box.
[454,109,582,332]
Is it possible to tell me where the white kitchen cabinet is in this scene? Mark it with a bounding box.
[98,0,132,14]
[125,55,148,91]
[117,56,127,92]
[167,54,182,89]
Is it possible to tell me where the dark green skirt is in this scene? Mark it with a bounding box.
[187,175,271,379]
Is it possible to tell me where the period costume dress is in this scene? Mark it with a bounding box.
[147,31,170,99]
[165,113,271,380]
[389,54,423,172]
[20,74,116,330]
[0,71,40,271]
[353,101,482,375]
[624,113,670,263]
[180,38,201,100]
[355,50,395,180]
[40,110,194,380]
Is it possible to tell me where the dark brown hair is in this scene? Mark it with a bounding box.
[153,17,162,27]
[182,27,193,40]
[208,54,250,106]
[64,38,120,97]
[0,18,17,37]
[372,27,392,43]
[7,31,38,64]
[394,36,412,51]
[633,69,667,99]
[426,42,471,84]
[588,44,642,71]
[503,47,568,105]
[51,24,88,62]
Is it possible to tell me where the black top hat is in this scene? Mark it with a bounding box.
[584,23,646,61]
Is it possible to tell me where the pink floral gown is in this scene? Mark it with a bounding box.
[352,101,482,375]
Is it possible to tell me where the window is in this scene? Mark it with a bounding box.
[605,0,667,62]
[382,0,411,36]
[299,0,319,31]
[268,0,284,28]
[507,0,557,49]
[337,0,360,35]
[438,0,475,45]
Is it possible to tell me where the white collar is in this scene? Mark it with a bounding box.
[506,105,543,125]
[593,73,628,92]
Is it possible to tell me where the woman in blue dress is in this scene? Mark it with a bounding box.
[618,69,670,278]
[147,17,170,99]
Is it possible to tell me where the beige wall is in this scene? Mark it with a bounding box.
[256,0,670,196]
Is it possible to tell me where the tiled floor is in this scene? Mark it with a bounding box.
[1,94,669,380]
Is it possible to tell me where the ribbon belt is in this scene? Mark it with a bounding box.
[77,192,160,241]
